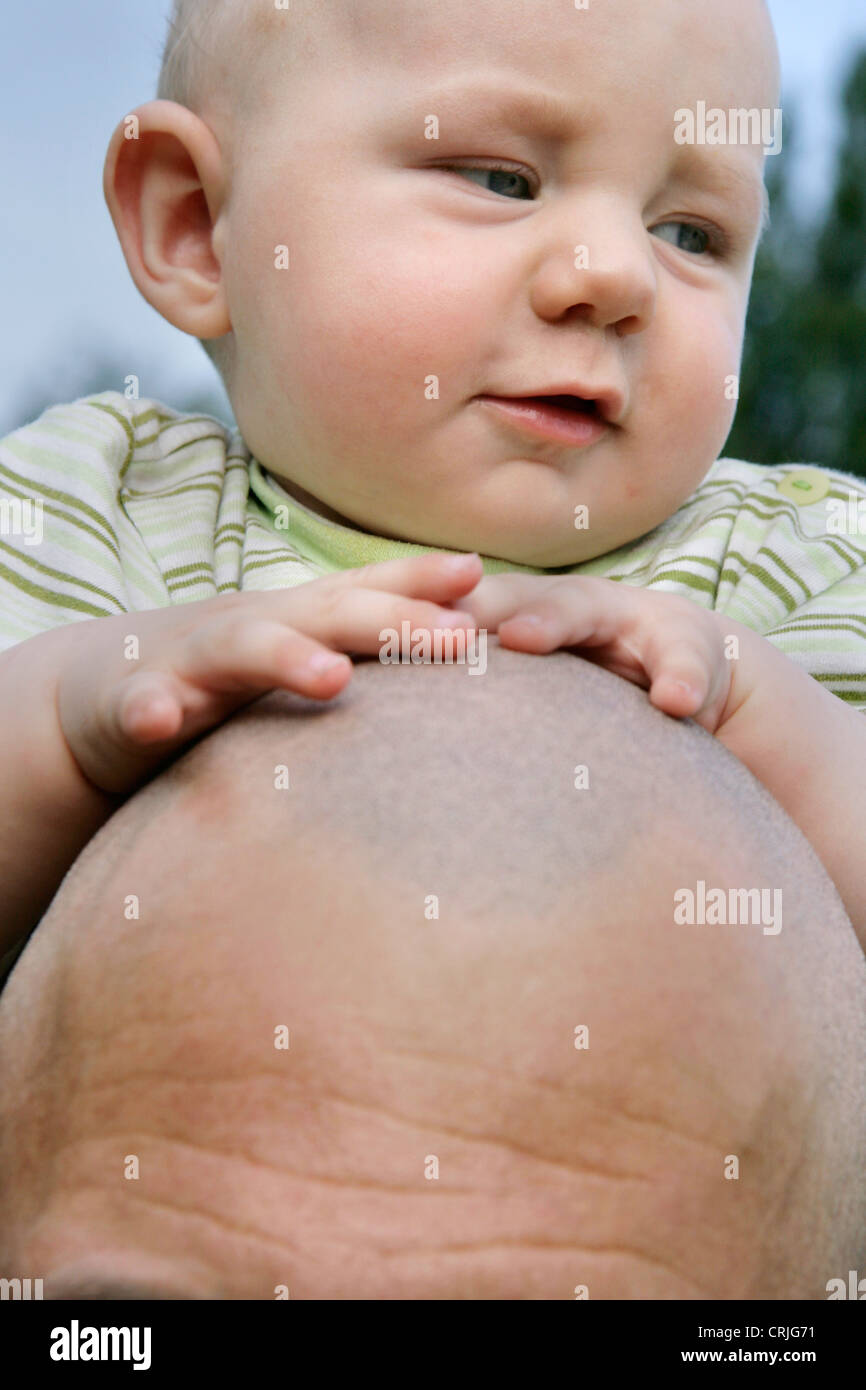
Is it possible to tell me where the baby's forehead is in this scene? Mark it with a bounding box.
[167,0,777,123]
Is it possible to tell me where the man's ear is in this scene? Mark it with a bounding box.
[103,100,231,339]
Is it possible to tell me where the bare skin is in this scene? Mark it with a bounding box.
[1,647,864,1300]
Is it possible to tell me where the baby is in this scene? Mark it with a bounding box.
[0,0,865,1299]
[3,0,865,960]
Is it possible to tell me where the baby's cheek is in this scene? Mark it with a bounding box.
[700,356,741,457]
[669,316,742,449]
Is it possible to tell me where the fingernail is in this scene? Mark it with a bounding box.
[442,553,478,570]
[308,652,349,673]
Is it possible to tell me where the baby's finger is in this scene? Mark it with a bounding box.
[115,669,187,744]
[336,551,484,604]
[262,587,477,653]
[457,573,560,629]
[181,616,354,699]
[496,577,633,651]
[640,624,730,722]
[644,642,714,717]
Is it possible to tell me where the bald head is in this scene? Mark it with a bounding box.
[1,650,864,1299]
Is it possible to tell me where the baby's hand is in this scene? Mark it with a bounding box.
[57,553,482,795]
[462,573,739,731]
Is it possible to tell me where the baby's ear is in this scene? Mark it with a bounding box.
[103,100,231,340]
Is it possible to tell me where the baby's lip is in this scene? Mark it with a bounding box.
[475,395,610,449]
[482,382,625,426]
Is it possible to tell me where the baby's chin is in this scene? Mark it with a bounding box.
[392,478,684,567]
[423,519,656,570]
[413,529,637,570]
[478,531,636,569]
[456,490,708,568]
[355,497,655,568]
[272,461,687,567]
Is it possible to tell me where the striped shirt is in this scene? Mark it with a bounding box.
[2,390,865,710]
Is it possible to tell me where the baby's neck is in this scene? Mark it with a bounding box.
[266,471,361,529]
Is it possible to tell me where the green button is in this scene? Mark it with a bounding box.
[777,468,830,506]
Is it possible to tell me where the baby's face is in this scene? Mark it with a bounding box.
[217,0,778,566]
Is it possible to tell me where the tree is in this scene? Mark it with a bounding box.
[727,49,866,477]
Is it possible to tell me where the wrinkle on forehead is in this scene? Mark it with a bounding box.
[8,1050,752,1300]
[0,843,813,1302]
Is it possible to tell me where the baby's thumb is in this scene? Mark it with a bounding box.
[115,670,186,745]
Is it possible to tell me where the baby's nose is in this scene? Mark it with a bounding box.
[527,204,656,333]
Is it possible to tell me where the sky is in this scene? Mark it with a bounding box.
[1,0,864,435]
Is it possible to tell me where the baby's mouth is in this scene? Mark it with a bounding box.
[526,394,599,415]
[475,393,609,448]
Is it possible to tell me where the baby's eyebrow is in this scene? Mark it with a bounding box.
[669,150,770,229]
[402,75,578,140]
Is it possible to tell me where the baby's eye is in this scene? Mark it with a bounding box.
[442,164,535,200]
[651,221,716,256]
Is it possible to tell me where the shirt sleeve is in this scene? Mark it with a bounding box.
[714,464,866,713]
[0,392,171,652]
